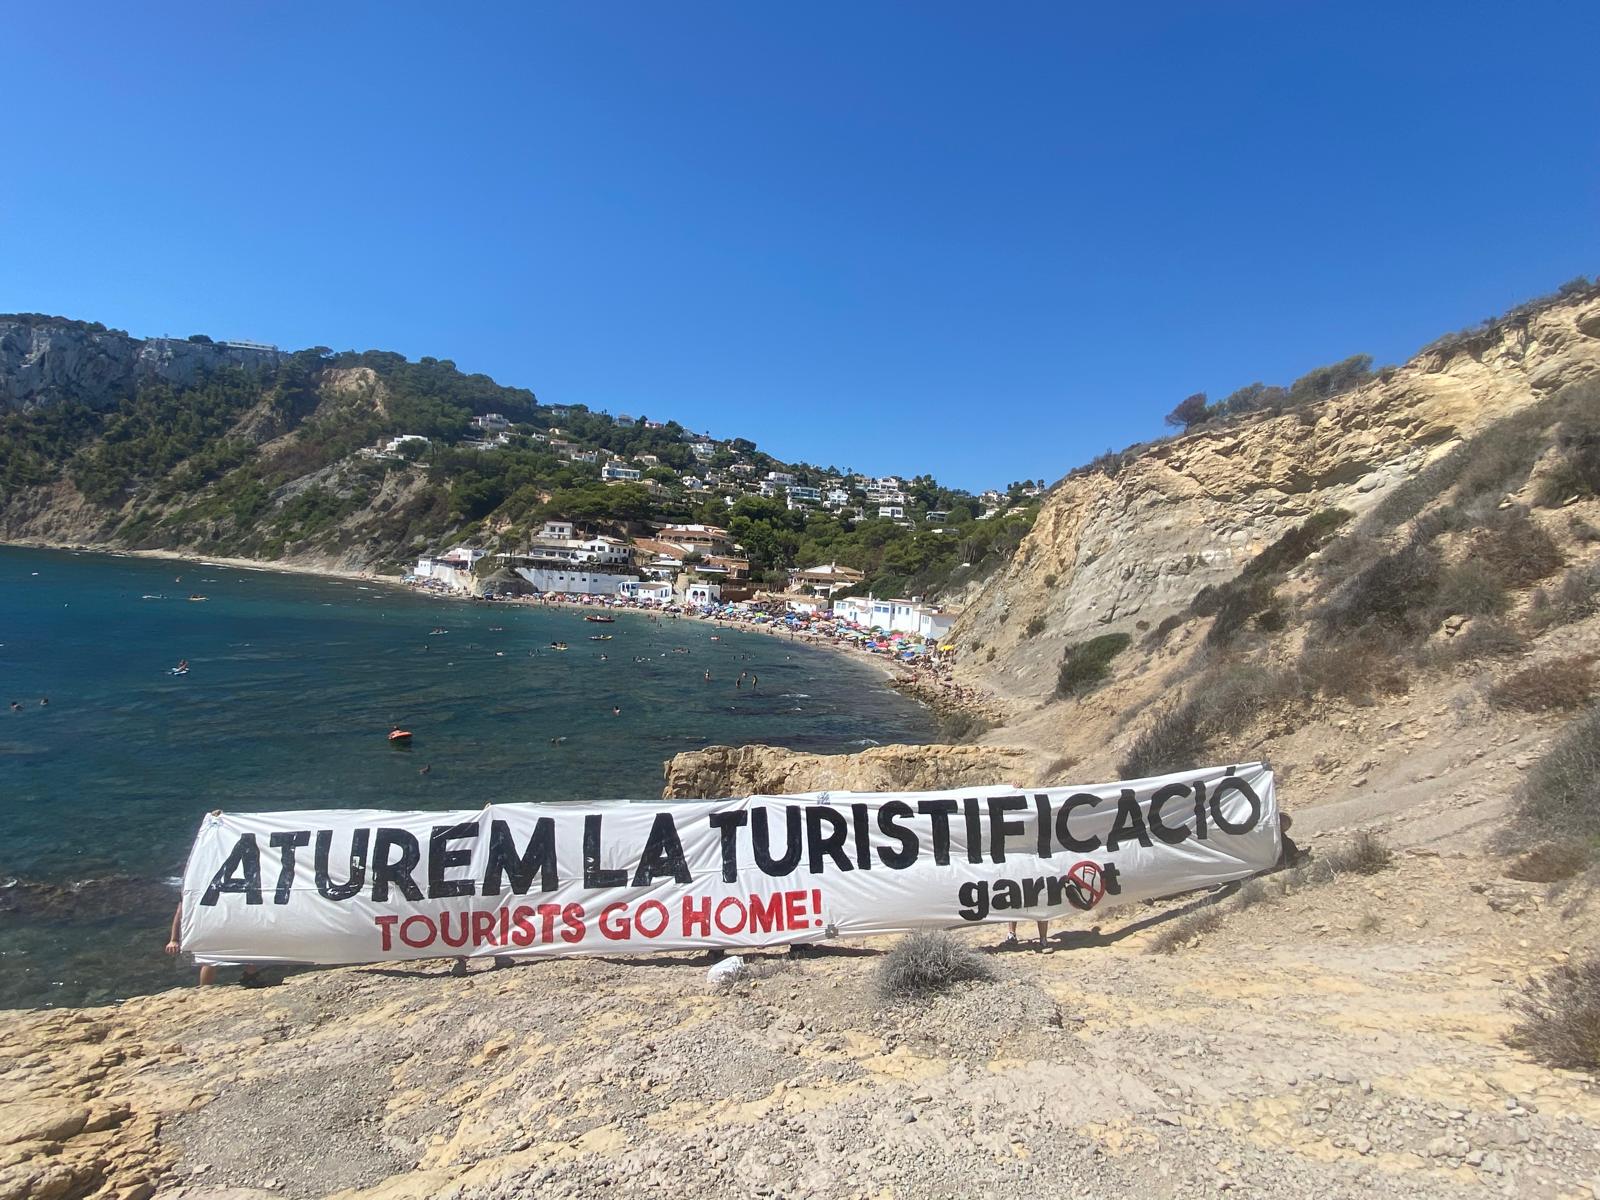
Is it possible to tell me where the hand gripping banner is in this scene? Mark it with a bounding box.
[178,763,1280,965]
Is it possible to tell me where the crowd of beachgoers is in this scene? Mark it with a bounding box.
[404,580,992,718]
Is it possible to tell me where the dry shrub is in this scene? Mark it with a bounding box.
[1298,635,1410,704]
[1516,705,1600,844]
[1147,905,1224,954]
[1434,560,1508,618]
[1533,383,1600,507]
[1040,755,1080,784]
[1145,612,1186,647]
[1241,508,1353,579]
[875,931,993,1001]
[1320,831,1394,876]
[1510,952,1600,1070]
[1570,516,1600,544]
[1447,617,1530,662]
[1120,701,1207,779]
[1118,665,1295,778]
[1504,842,1592,883]
[1320,541,1442,637]
[1488,660,1596,713]
[1529,563,1600,631]
[1233,879,1274,910]
[940,709,995,743]
[1474,513,1563,587]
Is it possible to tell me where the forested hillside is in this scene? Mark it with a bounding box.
[0,321,1037,595]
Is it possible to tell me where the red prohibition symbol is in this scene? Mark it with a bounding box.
[1065,860,1107,910]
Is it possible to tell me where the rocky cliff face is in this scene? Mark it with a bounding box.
[661,743,1052,798]
[953,292,1600,703]
[0,316,283,412]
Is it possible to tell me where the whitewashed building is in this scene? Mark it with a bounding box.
[832,595,956,640]
[617,579,675,603]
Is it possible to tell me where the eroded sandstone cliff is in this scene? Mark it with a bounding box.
[953,292,1600,704]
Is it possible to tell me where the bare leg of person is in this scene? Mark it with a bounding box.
[198,965,217,985]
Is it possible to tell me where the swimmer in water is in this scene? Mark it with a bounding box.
[612,706,621,716]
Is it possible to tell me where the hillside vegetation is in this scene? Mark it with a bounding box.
[0,331,1036,596]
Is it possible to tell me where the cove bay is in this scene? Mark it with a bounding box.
[0,545,935,1006]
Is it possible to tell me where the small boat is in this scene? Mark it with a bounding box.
[584,614,615,624]
[187,595,208,602]
[388,729,413,744]
[429,628,449,635]
[168,666,188,676]
[588,634,612,641]
[549,642,569,651]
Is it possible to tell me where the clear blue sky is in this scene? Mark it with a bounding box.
[2,3,1595,491]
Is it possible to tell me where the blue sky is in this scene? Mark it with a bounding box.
[2,3,1595,491]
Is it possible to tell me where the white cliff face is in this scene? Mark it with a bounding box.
[0,317,283,411]
[953,293,1600,703]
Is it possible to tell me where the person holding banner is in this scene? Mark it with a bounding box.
[166,901,264,987]
[1004,919,1051,950]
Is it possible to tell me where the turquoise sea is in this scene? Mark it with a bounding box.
[0,545,935,1007]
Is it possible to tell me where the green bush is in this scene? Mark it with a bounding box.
[1024,615,1047,637]
[1057,633,1132,697]
[939,710,995,744]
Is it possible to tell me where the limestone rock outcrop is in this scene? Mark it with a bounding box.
[661,742,1052,798]
[0,316,282,412]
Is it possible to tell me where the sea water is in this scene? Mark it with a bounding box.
[0,546,935,1007]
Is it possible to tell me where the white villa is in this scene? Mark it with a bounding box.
[788,562,864,597]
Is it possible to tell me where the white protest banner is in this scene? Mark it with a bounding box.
[179,763,1279,965]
